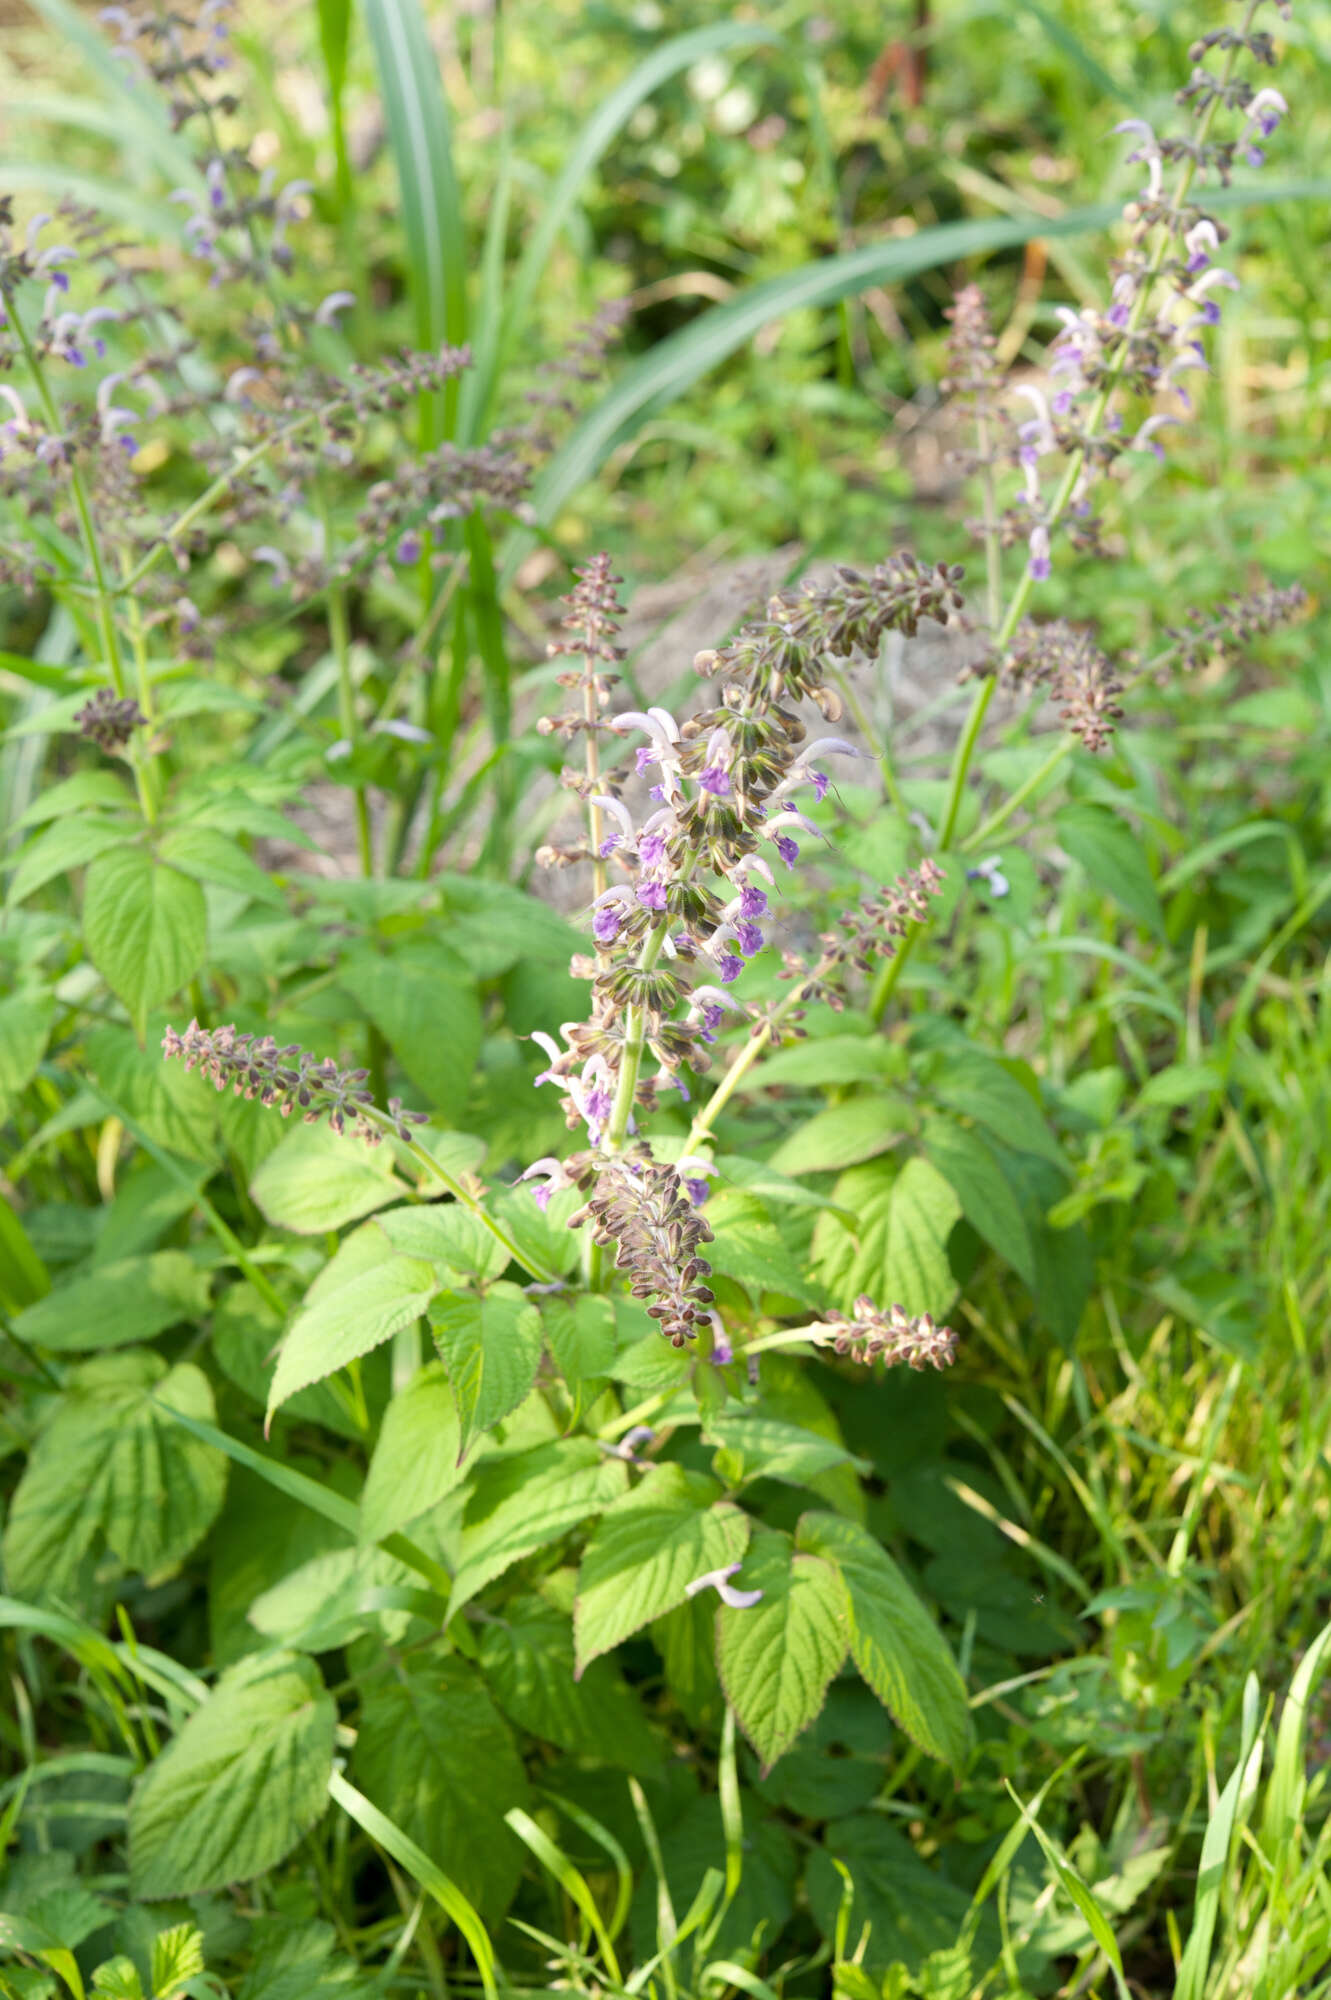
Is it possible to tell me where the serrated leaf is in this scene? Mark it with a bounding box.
[1056,801,1164,935]
[14,769,133,829]
[574,1464,748,1672]
[3,1351,226,1598]
[715,1529,847,1771]
[158,825,286,908]
[705,1215,821,1306]
[930,1050,1065,1168]
[742,1034,902,1091]
[339,949,481,1123]
[129,1651,335,1897]
[479,1596,660,1774]
[10,1250,210,1353]
[352,1654,528,1922]
[85,1023,220,1165]
[448,1439,629,1621]
[0,991,55,1116]
[377,1201,509,1284]
[541,1293,616,1414]
[149,1922,205,1998]
[429,1284,543,1460]
[82,849,207,1031]
[796,1512,973,1773]
[705,1414,865,1490]
[813,1157,960,1318]
[359,1362,465,1544]
[267,1218,441,1420]
[768,1095,911,1174]
[6,815,133,905]
[249,1120,405,1234]
[920,1115,1036,1288]
[248,1544,424,1652]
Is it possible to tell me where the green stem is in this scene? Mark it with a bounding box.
[10,305,158,824]
[387,1120,558,1284]
[328,574,375,876]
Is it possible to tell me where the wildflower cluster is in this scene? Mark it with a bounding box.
[162,1020,430,1145]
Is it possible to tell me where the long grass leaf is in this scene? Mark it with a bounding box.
[329,1772,499,1999]
[505,1806,622,1984]
[472,20,781,436]
[1174,1677,1265,2000]
[363,0,467,443]
[316,0,355,208]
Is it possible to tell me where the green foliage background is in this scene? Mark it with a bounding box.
[1,2,1331,1998]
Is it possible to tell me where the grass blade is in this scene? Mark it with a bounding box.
[469,20,782,439]
[315,0,355,210]
[1174,1675,1266,2000]
[505,1805,622,1983]
[329,1772,499,1999]
[363,0,468,443]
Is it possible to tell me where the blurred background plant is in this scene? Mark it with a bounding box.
[1,1,1331,1996]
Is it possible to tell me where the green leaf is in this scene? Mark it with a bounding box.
[84,1023,219,1165]
[6,815,134,905]
[574,1464,749,1673]
[129,1651,335,1897]
[157,825,287,908]
[796,1512,973,1773]
[541,1292,616,1415]
[813,1157,960,1318]
[715,1529,847,1772]
[429,1284,543,1461]
[249,1120,405,1234]
[0,991,55,1116]
[267,1218,442,1420]
[4,1350,227,1598]
[16,770,130,830]
[705,1415,865,1491]
[705,1213,822,1306]
[352,1653,528,1921]
[768,1096,910,1174]
[929,1049,1066,1169]
[359,1362,466,1544]
[9,1251,210,1353]
[248,1544,427,1652]
[448,1439,629,1621]
[919,1115,1036,1289]
[149,1922,205,1999]
[0,1194,49,1314]
[479,1596,661,1774]
[1055,802,1164,936]
[338,949,482,1123]
[82,850,207,1032]
[739,1034,901,1092]
[378,1200,509,1284]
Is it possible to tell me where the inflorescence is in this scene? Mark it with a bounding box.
[162,1020,430,1145]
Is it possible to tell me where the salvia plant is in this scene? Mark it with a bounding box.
[0,1,1319,1997]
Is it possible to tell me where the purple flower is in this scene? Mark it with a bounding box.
[532,1183,552,1211]
[585,1086,613,1127]
[719,954,744,984]
[1201,301,1222,325]
[710,1327,733,1365]
[685,1562,762,1610]
[685,1178,711,1209]
[649,784,665,804]
[395,532,422,565]
[811,770,830,803]
[592,906,621,945]
[639,831,667,867]
[735,921,763,957]
[739,884,768,919]
[636,880,667,912]
[775,835,799,869]
[699,765,731,797]
[599,835,619,858]
[1027,525,1051,583]
[635,746,655,776]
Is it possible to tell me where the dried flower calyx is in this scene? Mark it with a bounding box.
[75,688,146,751]
[162,1020,430,1144]
[815,1296,959,1371]
[569,1154,715,1347]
